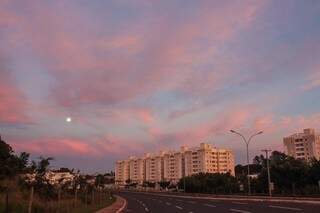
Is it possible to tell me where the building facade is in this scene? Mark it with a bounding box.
[128,156,145,184]
[163,150,184,182]
[115,160,129,185]
[145,152,164,183]
[184,143,235,177]
[115,143,235,185]
[283,128,320,161]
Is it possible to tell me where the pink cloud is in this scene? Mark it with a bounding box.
[0,1,20,27]
[302,66,320,91]
[135,108,154,124]
[10,134,148,158]
[0,0,267,108]
[0,68,30,124]
[11,138,99,156]
[146,105,257,149]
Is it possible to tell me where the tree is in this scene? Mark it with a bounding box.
[0,136,30,212]
[159,181,170,189]
[0,136,15,179]
[307,158,320,189]
[178,173,239,194]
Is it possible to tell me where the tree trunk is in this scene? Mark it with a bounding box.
[292,183,296,196]
[5,186,9,213]
[74,189,78,207]
[92,190,95,204]
[58,187,61,213]
[28,186,34,213]
[85,189,87,207]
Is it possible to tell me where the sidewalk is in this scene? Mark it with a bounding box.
[95,195,127,213]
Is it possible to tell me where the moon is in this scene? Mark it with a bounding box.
[66,117,72,123]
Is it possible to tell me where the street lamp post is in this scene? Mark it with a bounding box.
[183,156,186,193]
[230,130,263,196]
[261,149,272,197]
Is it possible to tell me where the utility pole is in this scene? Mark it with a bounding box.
[261,149,272,197]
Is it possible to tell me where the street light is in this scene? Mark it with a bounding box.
[261,149,272,197]
[230,130,263,195]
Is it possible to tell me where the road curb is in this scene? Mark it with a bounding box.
[116,195,127,213]
[96,195,127,213]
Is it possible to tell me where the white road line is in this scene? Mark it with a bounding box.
[175,205,183,210]
[230,208,251,213]
[145,207,149,212]
[269,205,302,211]
[166,202,171,206]
[204,204,216,207]
[232,202,248,205]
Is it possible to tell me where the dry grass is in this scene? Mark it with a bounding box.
[0,180,115,213]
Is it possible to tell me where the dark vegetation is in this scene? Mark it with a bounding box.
[0,136,115,213]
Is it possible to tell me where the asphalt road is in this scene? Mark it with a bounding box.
[118,191,318,213]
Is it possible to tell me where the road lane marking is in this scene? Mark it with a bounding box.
[166,202,171,206]
[232,202,248,205]
[145,207,149,212]
[175,205,183,210]
[230,208,251,213]
[204,204,216,207]
[269,205,302,211]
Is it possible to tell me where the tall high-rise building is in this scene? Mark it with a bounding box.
[128,156,145,184]
[115,160,129,185]
[145,152,164,183]
[283,128,320,161]
[115,143,235,185]
[184,143,235,177]
[163,150,184,182]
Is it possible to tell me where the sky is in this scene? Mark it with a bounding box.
[1,0,320,173]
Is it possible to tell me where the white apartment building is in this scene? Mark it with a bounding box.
[115,160,129,185]
[115,143,235,185]
[184,143,235,177]
[145,152,164,182]
[128,156,145,184]
[163,150,184,182]
[284,128,320,161]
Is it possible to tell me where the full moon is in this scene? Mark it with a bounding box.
[66,117,72,123]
